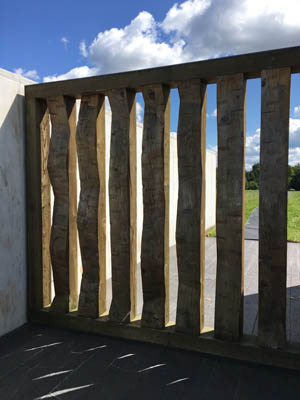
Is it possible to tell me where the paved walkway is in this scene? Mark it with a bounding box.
[245,207,259,240]
[1,324,300,399]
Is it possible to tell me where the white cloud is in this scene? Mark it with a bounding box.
[79,40,88,58]
[245,118,300,169]
[211,109,217,118]
[294,105,300,117]
[43,0,300,82]
[136,101,143,123]
[43,66,98,82]
[61,37,69,48]
[14,68,39,81]
[161,0,300,61]
[88,11,185,74]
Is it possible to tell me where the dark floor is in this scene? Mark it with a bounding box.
[1,323,300,400]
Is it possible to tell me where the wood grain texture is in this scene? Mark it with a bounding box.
[26,46,300,99]
[97,98,107,316]
[129,100,138,321]
[141,84,170,329]
[76,95,105,317]
[26,98,47,311]
[175,80,206,335]
[47,96,78,313]
[40,109,52,307]
[215,74,246,342]
[68,97,78,312]
[108,89,136,323]
[258,68,290,349]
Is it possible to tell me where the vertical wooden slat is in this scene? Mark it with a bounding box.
[108,88,136,323]
[41,108,52,307]
[176,80,206,335]
[259,68,290,349]
[129,100,138,321]
[67,97,78,312]
[77,95,105,317]
[215,73,246,342]
[97,97,107,316]
[47,96,78,313]
[26,97,47,311]
[164,94,171,326]
[141,84,170,329]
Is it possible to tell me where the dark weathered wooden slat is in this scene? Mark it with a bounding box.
[175,80,206,335]
[77,95,105,317]
[26,47,300,99]
[141,84,170,329]
[108,89,136,323]
[47,96,78,313]
[26,98,47,311]
[40,108,52,307]
[215,74,246,342]
[259,68,290,349]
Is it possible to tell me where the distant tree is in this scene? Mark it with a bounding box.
[246,180,258,190]
[290,163,300,190]
[245,163,260,189]
[288,165,295,189]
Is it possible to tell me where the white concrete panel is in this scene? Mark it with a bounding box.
[0,69,34,336]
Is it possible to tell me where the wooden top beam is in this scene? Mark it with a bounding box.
[26,46,300,99]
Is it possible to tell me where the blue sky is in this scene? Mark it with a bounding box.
[2,0,300,169]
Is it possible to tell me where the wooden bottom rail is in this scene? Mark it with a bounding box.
[29,309,300,371]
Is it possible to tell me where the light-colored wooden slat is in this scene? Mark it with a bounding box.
[67,97,78,312]
[258,68,290,349]
[40,108,52,307]
[26,98,47,311]
[26,47,300,99]
[97,97,107,317]
[47,96,78,313]
[141,84,170,329]
[76,95,105,317]
[175,80,206,335]
[129,99,138,321]
[214,73,246,342]
[108,88,136,323]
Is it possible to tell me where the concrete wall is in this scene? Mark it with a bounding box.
[0,69,33,336]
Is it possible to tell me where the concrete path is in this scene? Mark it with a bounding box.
[1,323,300,399]
[245,207,259,240]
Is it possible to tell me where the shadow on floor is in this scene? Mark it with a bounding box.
[0,324,300,400]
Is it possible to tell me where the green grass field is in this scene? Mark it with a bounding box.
[287,191,300,242]
[207,190,300,242]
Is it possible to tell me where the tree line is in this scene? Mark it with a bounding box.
[246,163,300,190]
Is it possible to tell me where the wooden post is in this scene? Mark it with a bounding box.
[40,108,52,307]
[129,99,138,321]
[176,80,206,335]
[97,97,107,317]
[26,97,48,311]
[108,88,136,323]
[47,96,78,313]
[258,68,290,349]
[141,84,170,329]
[76,95,105,317]
[214,73,246,342]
